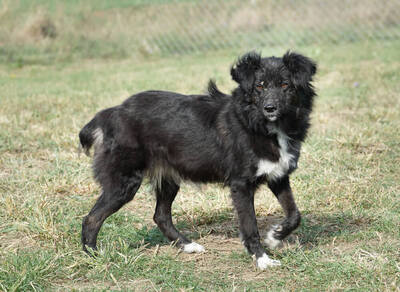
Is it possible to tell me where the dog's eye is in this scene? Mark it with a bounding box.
[281,83,289,89]
[256,84,264,91]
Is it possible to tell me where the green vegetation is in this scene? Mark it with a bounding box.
[1,1,400,291]
[2,0,399,65]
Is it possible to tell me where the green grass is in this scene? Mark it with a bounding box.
[2,0,399,66]
[1,34,400,291]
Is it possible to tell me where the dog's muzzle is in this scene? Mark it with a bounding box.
[263,104,278,121]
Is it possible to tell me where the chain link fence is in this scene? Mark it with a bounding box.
[134,0,400,55]
[1,0,399,61]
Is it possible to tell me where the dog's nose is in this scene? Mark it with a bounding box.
[264,105,277,113]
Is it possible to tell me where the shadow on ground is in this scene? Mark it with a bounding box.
[127,210,375,250]
[295,212,375,247]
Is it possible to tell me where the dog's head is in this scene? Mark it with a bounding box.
[231,51,317,122]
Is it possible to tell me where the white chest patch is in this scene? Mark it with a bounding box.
[256,128,296,181]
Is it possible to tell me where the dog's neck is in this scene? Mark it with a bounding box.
[275,111,311,142]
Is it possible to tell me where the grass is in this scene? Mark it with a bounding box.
[1,30,400,292]
[1,0,399,65]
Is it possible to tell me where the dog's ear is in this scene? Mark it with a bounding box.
[283,51,317,88]
[231,52,261,94]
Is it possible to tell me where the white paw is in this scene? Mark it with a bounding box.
[182,242,205,253]
[256,253,281,270]
[264,226,283,249]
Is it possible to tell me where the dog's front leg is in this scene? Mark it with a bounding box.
[230,180,281,270]
[265,176,301,249]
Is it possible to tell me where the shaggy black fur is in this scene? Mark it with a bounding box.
[79,51,317,267]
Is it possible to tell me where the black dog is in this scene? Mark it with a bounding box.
[79,51,316,269]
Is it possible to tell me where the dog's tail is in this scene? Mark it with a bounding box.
[207,79,227,99]
[79,107,116,156]
[79,115,104,156]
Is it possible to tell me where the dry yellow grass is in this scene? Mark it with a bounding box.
[0,24,399,291]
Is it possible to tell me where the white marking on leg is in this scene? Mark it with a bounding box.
[264,228,283,249]
[256,253,281,270]
[182,242,205,253]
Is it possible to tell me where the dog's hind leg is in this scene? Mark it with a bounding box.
[153,178,205,253]
[264,176,301,249]
[81,170,143,254]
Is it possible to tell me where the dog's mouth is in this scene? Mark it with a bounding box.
[266,114,278,122]
[263,111,279,122]
[263,104,280,122]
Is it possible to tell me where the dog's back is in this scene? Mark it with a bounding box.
[79,89,229,185]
